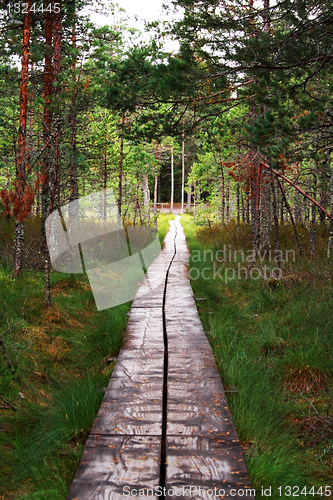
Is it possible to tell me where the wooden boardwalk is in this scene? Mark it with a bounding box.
[66,218,255,500]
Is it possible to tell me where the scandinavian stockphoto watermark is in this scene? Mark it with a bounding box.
[122,485,332,497]
[45,189,162,311]
[123,485,256,497]
[188,247,296,284]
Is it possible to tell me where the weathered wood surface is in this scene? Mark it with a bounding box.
[66,217,254,500]
[67,435,161,500]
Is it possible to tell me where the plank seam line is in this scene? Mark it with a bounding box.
[159,220,178,495]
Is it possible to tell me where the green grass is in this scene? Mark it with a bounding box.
[0,213,171,499]
[0,270,129,499]
[180,215,333,499]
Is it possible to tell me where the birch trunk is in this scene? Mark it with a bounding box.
[170,146,174,213]
[187,148,192,211]
[181,124,185,214]
[143,174,150,225]
[193,184,196,222]
[154,143,158,231]
[118,113,124,239]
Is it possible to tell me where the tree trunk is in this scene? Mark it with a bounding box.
[327,166,333,260]
[252,162,261,259]
[118,113,124,239]
[133,169,139,226]
[143,174,150,225]
[249,0,260,246]
[280,183,285,224]
[245,177,250,224]
[193,184,196,222]
[50,0,62,214]
[218,149,225,227]
[103,139,107,226]
[13,0,32,277]
[310,166,317,259]
[277,178,303,257]
[261,162,333,222]
[42,3,53,307]
[187,142,193,211]
[181,123,185,214]
[154,143,158,231]
[69,14,78,203]
[226,179,231,222]
[236,177,240,230]
[241,189,245,223]
[319,157,329,231]
[319,190,327,228]
[271,169,280,267]
[28,63,34,163]
[170,146,174,213]
[294,164,301,222]
[260,170,271,250]
[259,0,272,251]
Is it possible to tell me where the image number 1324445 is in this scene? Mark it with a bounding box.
[7,3,60,14]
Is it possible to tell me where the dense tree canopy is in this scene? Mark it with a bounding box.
[1,0,333,288]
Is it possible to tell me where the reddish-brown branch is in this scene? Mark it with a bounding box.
[260,162,333,222]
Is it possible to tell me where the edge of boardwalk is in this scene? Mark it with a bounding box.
[66,217,255,500]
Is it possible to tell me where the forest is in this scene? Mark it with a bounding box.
[0,0,333,498]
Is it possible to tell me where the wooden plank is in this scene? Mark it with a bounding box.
[66,435,161,500]
[104,377,163,404]
[167,402,237,436]
[111,352,164,379]
[167,332,211,352]
[122,307,164,351]
[167,356,221,380]
[165,436,255,499]
[131,296,164,308]
[167,377,227,406]
[90,402,162,436]
[164,219,253,496]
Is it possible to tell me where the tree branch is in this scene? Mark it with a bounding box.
[260,162,333,221]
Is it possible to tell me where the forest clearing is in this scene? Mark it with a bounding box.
[0,0,333,498]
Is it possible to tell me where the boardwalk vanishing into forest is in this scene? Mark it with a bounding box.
[66,218,254,500]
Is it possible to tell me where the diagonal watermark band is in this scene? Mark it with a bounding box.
[45,189,162,310]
